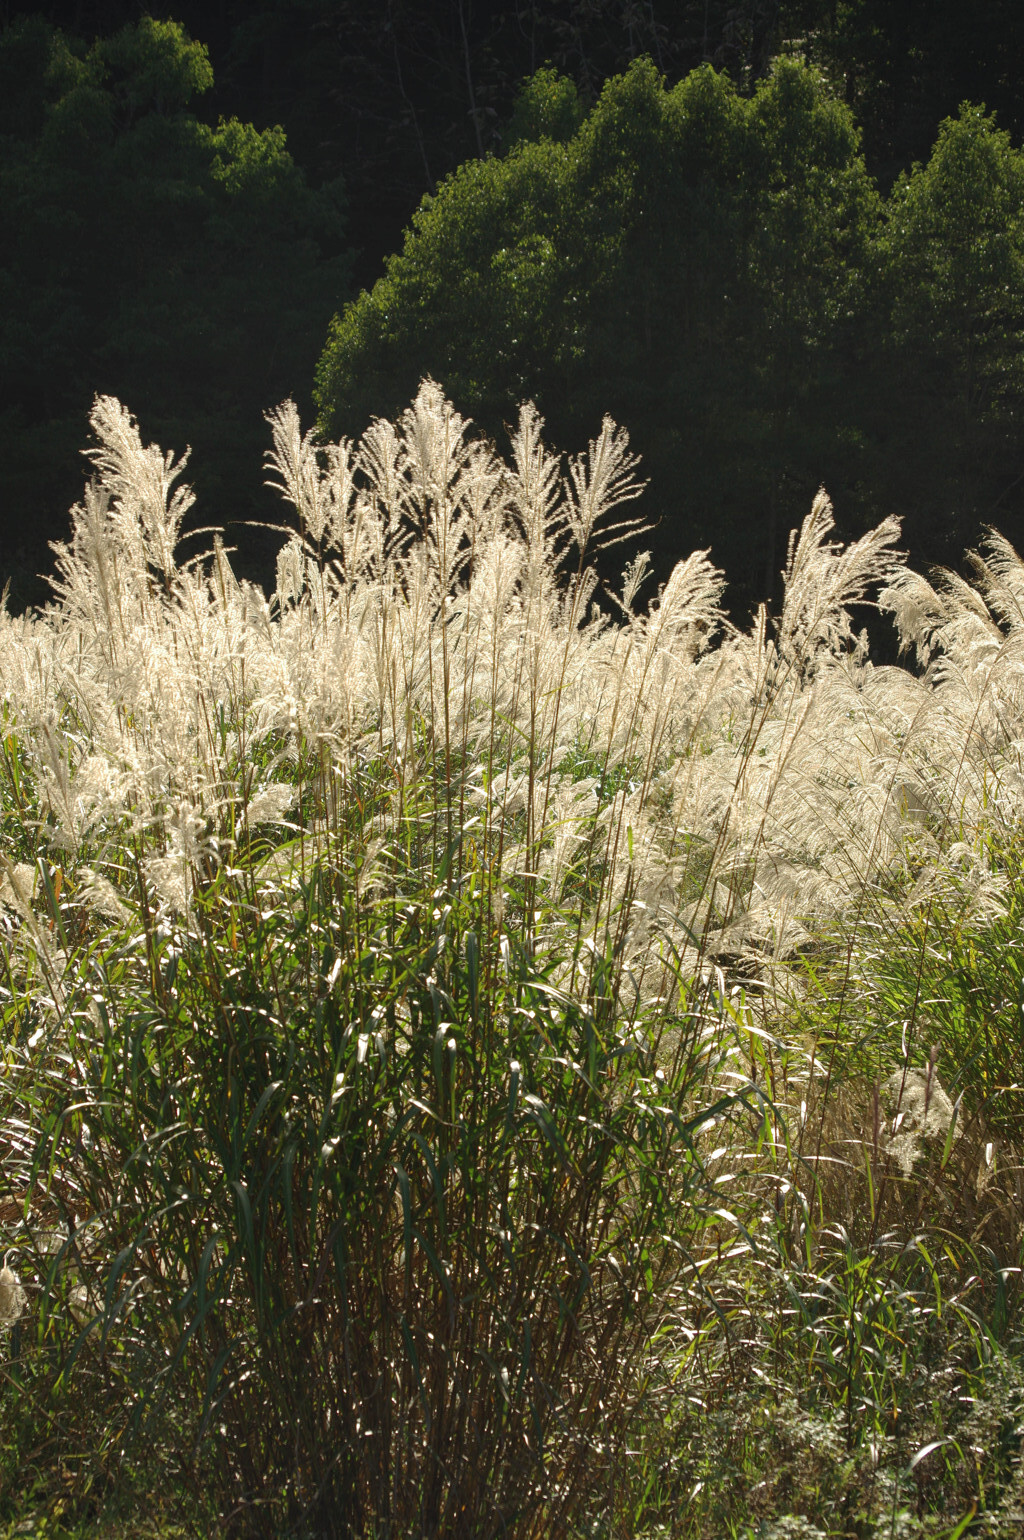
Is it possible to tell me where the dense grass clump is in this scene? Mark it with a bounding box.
[2,386,1024,1536]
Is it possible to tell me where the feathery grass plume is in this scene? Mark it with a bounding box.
[565,413,647,560]
[0,1256,26,1326]
[777,490,902,668]
[83,394,194,590]
[264,397,335,551]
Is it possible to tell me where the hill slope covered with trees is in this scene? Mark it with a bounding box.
[4,2,1024,612]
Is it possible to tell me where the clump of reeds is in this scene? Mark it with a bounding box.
[2,385,1024,1536]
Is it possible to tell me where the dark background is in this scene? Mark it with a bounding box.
[3,0,1023,619]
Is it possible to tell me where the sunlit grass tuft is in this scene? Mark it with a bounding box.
[3,385,1024,1535]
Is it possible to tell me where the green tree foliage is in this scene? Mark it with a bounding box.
[505,65,585,148]
[0,14,349,605]
[20,0,1023,282]
[317,58,879,606]
[317,56,1024,611]
[797,0,1024,180]
[178,0,801,259]
[867,105,1024,561]
[886,106,1024,423]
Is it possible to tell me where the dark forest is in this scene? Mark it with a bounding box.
[2,0,1023,615]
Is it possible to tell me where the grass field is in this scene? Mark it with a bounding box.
[2,386,1024,1536]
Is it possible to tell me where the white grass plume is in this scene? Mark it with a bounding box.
[1,383,1018,994]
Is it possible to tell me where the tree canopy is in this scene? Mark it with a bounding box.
[316,57,1024,613]
[5,6,1024,612]
[17,0,1024,284]
[315,59,870,604]
[0,14,349,605]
